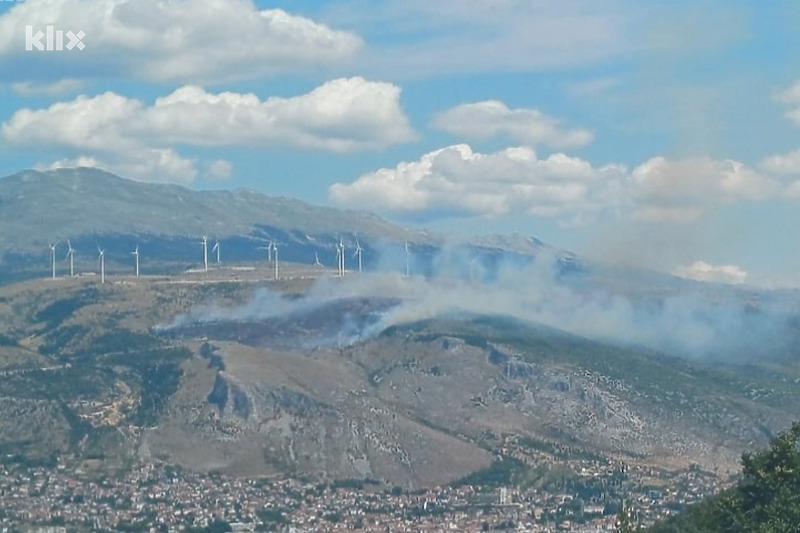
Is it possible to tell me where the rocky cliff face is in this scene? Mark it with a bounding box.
[141,309,797,485]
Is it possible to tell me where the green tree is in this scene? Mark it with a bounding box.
[648,421,800,533]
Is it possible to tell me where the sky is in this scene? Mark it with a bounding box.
[1,0,800,287]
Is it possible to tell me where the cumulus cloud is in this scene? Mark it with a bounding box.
[3,78,414,183]
[629,156,777,222]
[0,0,362,84]
[37,149,198,184]
[673,261,747,285]
[431,100,593,149]
[330,145,774,224]
[329,144,625,221]
[2,78,413,153]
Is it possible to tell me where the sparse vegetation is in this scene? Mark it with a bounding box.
[452,457,526,488]
[133,362,183,427]
[34,288,99,329]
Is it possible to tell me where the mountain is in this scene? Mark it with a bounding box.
[1,166,799,490]
[0,270,798,487]
[0,168,556,284]
[0,167,427,246]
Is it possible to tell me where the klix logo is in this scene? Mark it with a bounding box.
[25,25,85,51]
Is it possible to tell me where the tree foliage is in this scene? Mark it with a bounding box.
[648,422,800,533]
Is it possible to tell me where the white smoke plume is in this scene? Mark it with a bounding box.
[166,248,797,361]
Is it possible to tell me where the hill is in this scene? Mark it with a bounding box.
[0,271,798,488]
[0,168,552,284]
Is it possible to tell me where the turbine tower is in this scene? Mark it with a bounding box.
[202,236,208,272]
[354,238,363,273]
[65,241,75,277]
[273,242,279,280]
[335,243,342,277]
[97,248,105,284]
[404,241,410,277]
[212,240,220,264]
[49,242,58,280]
[339,238,345,277]
[132,245,139,278]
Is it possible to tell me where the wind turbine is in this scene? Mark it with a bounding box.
[212,240,220,264]
[65,241,75,277]
[48,242,58,280]
[354,238,363,273]
[314,252,323,267]
[97,248,105,284]
[339,238,345,277]
[257,241,270,263]
[273,242,279,280]
[335,243,342,277]
[202,236,208,272]
[132,245,139,278]
[404,241,410,277]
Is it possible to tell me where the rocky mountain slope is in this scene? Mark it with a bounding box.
[0,272,798,487]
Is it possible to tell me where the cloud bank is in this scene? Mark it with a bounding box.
[329,144,774,225]
[432,100,593,148]
[0,0,362,83]
[3,78,415,183]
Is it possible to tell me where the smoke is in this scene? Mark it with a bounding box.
[162,247,798,361]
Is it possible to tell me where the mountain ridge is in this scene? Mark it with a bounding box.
[0,167,434,248]
[0,167,564,284]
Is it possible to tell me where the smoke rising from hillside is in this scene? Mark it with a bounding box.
[169,249,798,360]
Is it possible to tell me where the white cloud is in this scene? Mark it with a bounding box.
[0,0,362,84]
[329,144,625,221]
[3,91,144,153]
[2,78,414,154]
[673,261,747,285]
[324,0,630,77]
[761,81,800,184]
[205,159,233,181]
[330,145,774,225]
[38,149,198,184]
[565,77,619,97]
[431,100,593,149]
[776,80,800,104]
[776,79,800,125]
[761,149,800,176]
[3,78,414,183]
[10,79,84,97]
[628,156,777,222]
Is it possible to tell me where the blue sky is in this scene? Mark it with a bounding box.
[1,0,800,286]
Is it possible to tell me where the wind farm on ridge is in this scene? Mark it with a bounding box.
[41,235,418,287]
